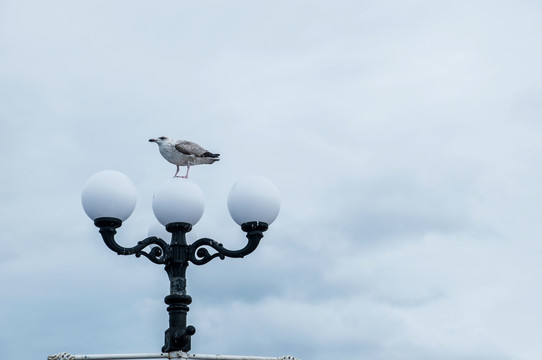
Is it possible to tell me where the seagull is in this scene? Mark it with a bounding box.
[149,136,220,178]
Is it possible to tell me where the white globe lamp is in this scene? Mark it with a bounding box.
[227,175,280,226]
[81,170,137,222]
[152,180,205,226]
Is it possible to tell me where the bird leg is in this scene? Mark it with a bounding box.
[182,165,191,179]
[174,165,190,179]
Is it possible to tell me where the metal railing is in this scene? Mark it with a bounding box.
[47,352,300,360]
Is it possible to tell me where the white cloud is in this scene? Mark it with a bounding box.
[2,1,542,360]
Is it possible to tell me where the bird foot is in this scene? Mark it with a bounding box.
[174,175,188,179]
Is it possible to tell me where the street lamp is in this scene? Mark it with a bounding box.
[81,171,280,353]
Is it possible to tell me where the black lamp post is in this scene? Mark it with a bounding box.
[81,171,280,353]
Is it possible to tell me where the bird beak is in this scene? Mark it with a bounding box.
[149,139,157,142]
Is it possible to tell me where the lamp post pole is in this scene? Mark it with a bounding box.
[82,172,279,353]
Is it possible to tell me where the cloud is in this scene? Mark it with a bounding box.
[2,1,542,360]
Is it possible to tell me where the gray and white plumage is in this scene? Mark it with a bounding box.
[149,136,220,178]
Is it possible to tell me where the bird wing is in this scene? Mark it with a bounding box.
[175,140,208,156]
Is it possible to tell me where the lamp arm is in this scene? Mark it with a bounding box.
[95,217,170,265]
[188,221,268,265]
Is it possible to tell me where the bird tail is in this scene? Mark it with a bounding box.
[198,157,219,164]
[203,152,220,158]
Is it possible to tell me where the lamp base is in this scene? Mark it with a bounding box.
[162,294,196,353]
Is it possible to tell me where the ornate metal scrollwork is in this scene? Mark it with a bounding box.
[134,236,171,264]
[188,238,226,265]
[188,221,268,265]
[95,218,170,264]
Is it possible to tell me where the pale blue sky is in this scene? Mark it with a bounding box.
[1,1,542,359]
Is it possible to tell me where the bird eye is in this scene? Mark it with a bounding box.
[159,136,167,140]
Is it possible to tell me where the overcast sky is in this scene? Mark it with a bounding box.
[2,1,542,359]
